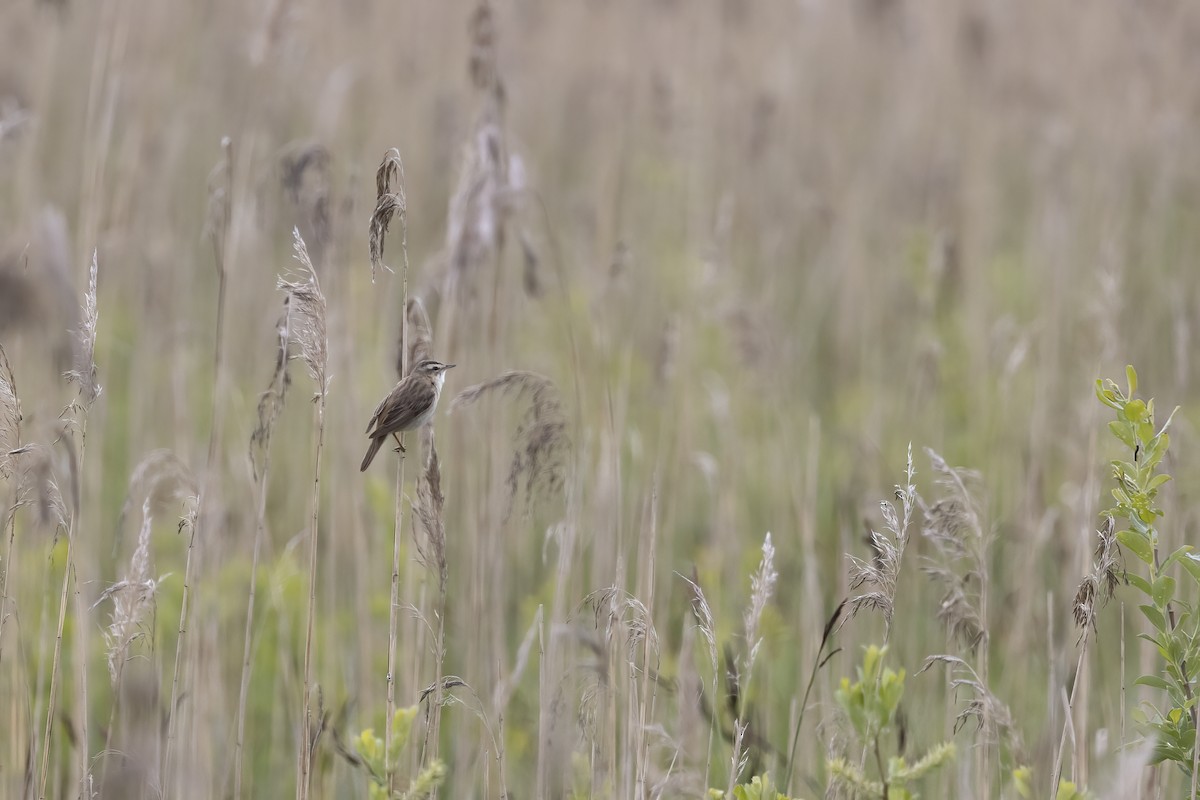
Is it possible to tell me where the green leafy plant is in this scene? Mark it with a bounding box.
[709,772,794,800]
[1012,766,1092,800]
[351,706,446,800]
[1096,367,1200,783]
[827,646,954,799]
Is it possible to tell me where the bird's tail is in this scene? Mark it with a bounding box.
[360,437,384,472]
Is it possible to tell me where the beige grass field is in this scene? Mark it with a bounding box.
[2,1,1200,798]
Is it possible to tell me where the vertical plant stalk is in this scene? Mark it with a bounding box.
[415,433,447,772]
[165,137,233,790]
[279,230,329,800]
[783,600,846,795]
[40,250,102,799]
[234,311,290,799]
[373,147,411,794]
[0,344,23,669]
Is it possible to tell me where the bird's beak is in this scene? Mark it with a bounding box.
[445,363,457,369]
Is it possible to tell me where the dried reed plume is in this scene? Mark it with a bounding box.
[249,309,292,481]
[449,371,569,516]
[414,430,451,760]
[743,532,777,681]
[1072,515,1121,634]
[397,296,433,380]
[65,250,101,406]
[918,655,1022,754]
[280,141,332,267]
[278,228,329,397]
[96,500,164,684]
[413,434,447,585]
[847,445,916,639]
[0,344,21,480]
[920,449,989,653]
[369,148,406,280]
[117,449,200,527]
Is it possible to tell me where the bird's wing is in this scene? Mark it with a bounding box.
[364,380,402,435]
[367,377,435,438]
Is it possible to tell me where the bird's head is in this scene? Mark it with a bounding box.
[415,359,456,386]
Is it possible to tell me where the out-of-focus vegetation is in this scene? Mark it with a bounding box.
[1,0,1200,797]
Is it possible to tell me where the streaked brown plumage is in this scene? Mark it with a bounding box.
[360,359,455,472]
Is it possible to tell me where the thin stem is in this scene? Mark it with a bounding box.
[874,738,889,800]
[1051,631,1090,790]
[298,401,326,800]
[235,444,275,798]
[386,160,411,794]
[165,138,230,788]
[38,534,74,800]
[784,646,829,793]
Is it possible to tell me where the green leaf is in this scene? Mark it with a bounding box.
[1124,398,1148,424]
[1152,576,1177,608]
[1179,553,1200,586]
[1139,604,1167,633]
[1135,675,1173,693]
[1118,529,1154,565]
[1127,574,1153,596]
[1126,365,1138,395]
[1108,421,1137,450]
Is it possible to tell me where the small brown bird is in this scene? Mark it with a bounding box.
[360,359,456,472]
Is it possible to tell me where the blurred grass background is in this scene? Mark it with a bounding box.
[2,0,1200,797]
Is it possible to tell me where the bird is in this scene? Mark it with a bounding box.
[360,358,456,472]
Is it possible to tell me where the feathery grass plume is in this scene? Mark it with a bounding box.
[680,569,720,791]
[0,345,21,480]
[726,532,777,795]
[743,532,777,682]
[7,443,68,532]
[917,655,1022,754]
[412,433,446,584]
[396,296,433,380]
[369,148,406,280]
[249,309,292,481]
[1050,516,1122,796]
[95,500,166,684]
[117,449,200,527]
[444,111,509,292]
[919,449,989,652]
[847,445,916,638]
[279,141,332,267]
[65,249,101,406]
[1072,515,1121,635]
[278,228,329,398]
[449,371,569,517]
